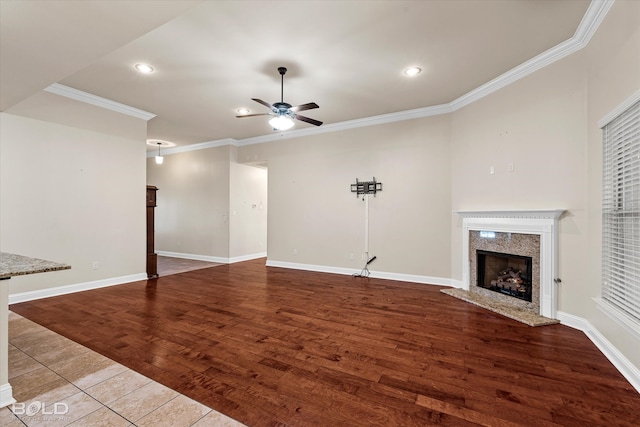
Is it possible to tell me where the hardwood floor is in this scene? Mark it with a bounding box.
[157,255,222,277]
[10,259,640,427]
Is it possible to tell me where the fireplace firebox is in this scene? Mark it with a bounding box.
[477,250,533,302]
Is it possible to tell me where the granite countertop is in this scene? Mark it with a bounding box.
[0,252,71,279]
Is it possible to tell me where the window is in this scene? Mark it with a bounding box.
[602,99,640,327]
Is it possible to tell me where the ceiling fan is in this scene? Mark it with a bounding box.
[236,67,322,130]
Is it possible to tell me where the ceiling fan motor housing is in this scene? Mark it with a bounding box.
[273,102,292,114]
[236,66,322,127]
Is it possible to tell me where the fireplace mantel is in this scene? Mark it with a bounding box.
[456,209,565,220]
[457,209,565,319]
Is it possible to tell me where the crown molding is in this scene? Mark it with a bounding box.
[54,0,614,150]
[44,83,156,121]
[145,138,238,158]
[598,89,640,129]
[574,0,615,45]
[236,103,453,147]
[449,0,614,112]
[156,103,453,154]
[211,0,615,150]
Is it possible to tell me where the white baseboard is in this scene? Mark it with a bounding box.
[265,260,452,286]
[8,273,147,304]
[0,383,16,409]
[366,270,453,286]
[157,251,266,264]
[229,252,267,263]
[449,279,464,289]
[156,251,228,263]
[266,260,358,276]
[557,311,640,394]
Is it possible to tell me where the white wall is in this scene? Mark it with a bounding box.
[0,94,148,296]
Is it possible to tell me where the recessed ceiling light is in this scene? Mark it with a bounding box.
[236,108,250,115]
[146,139,175,148]
[135,63,154,74]
[403,66,422,76]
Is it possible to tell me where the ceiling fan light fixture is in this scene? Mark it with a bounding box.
[269,115,295,131]
[237,66,322,128]
[236,108,250,115]
[403,66,422,76]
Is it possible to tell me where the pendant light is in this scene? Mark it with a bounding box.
[155,142,164,164]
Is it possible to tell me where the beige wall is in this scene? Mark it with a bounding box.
[450,53,589,306]
[2,0,637,385]
[146,146,267,261]
[146,145,231,258]
[0,96,147,295]
[229,163,267,259]
[238,115,452,278]
[584,0,640,368]
[450,0,640,367]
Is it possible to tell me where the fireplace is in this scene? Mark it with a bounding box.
[477,250,533,302]
[469,230,540,313]
[457,210,564,319]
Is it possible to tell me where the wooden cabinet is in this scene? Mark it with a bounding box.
[146,186,158,279]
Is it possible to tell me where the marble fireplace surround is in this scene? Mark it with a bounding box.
[457,210,565,319]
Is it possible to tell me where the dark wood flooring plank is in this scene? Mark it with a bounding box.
[10,258,640,427]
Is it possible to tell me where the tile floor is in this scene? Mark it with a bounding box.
[1,311,246,427]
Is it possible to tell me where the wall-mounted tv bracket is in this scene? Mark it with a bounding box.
[350,177,382,198]
[350,177,382,278]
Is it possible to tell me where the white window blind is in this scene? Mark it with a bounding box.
[602,99,640,325]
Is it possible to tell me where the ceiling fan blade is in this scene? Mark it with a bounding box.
[293,114,323,127]
[289,102,319,113]
[252,98,275,111]
[235,113,272,118]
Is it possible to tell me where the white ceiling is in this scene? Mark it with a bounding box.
[1,0,592,149]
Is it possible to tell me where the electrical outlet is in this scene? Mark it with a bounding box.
[349,253,355,260]
[292,249,298,256]
[489,166,495,175]
[92,261,99,270]
[508,162,514,172]
[361,254,367,261]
